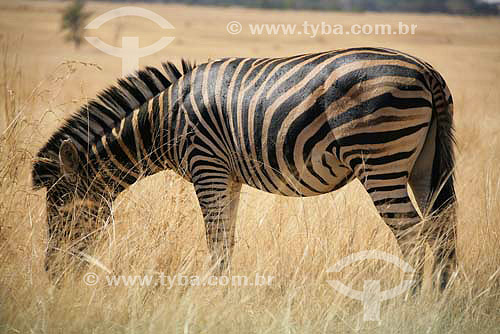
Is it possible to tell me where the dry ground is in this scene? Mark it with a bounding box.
[0,1,499,333]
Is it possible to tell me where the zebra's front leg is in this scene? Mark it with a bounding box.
[193,173,242,274]
[45,201,108,283]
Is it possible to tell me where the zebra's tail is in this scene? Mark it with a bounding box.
[429,72,457,219]
[428,71,458,289]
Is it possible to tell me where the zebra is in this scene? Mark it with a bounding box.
[32,47,457,290]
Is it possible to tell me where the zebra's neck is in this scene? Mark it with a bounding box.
[85,88,190,196]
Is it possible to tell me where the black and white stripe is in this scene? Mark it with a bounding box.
[33,47,457,289]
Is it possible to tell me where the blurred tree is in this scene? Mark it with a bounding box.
[447,0,475,14]
[61,0,92,49]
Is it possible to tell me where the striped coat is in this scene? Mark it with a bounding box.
[33,47,457,289]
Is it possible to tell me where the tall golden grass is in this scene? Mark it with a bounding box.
[0,1,499,332]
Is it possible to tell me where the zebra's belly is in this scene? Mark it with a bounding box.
[235,150,354,197]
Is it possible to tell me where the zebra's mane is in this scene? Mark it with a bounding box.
[32,59,196,189]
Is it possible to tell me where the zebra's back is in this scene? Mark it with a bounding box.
[182,47,435,197]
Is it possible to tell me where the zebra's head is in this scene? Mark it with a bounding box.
[33,139,111,278]
[49,138,111,206]
[33,138,101,203]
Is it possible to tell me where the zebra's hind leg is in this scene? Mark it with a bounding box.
[361,175,425,293]
[193,173,242,275]
[422,210,457,291]
[410,130,458,290]
[410,159,458,290]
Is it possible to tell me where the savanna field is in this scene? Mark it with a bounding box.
[0,1,499,332]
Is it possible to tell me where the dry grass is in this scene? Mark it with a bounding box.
[0,1,499,333]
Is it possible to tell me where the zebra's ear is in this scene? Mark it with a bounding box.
[59,139,80,180]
